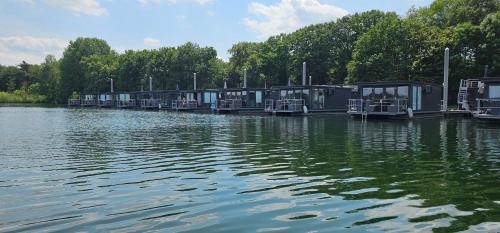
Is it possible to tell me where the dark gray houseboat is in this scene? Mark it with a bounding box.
[116,92,138,109]
[264,85,353,115]
[98,93,114,108]
[348,81,442,119]
[216,88,267,113]
[462,77,500,121]
[81,94,98,107]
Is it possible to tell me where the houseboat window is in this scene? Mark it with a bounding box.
[412,86,422,110]
[287,90,294,99]
[374,88,384,99]
[204,92,211,104]
[280,90,286,99]
[397,86,409,98]
[256,91,262,104]
[210,92,216,103]
[362,88,372,98]
[489,85,500,98]
[385,87,396,98]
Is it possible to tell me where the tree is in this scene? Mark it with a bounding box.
[81,52,119,93]
[38,55,61,103]
[59,37,112,101]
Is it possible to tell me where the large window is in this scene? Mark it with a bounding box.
[489,85,500,98]
[412,86,422,110]
[363,88,372,98]
[256,91,262,104]
[386,87,396,98]
[397,86,409,98]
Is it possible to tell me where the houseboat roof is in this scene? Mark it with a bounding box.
[480,77,500,83]
[354,81,440,87]
[268,84,349,89]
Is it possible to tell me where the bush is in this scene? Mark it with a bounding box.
[0,90,47,104]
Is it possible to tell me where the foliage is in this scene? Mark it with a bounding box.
[0,0,498,105]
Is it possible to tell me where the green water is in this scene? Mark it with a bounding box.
[0,107,499,232]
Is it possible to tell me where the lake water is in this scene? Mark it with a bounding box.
[0,107,499,232]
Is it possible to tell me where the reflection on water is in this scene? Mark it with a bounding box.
[0,107,499,232]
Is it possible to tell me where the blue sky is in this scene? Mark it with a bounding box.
[0,0,433,65]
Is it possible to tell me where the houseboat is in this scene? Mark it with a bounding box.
[81,94,98,107]
[466,77,500,121]
[98,93,114,108]
[67,98,81,107]
[216,88,267,113]
[116,92,137,109]
[171,90,201,111]
[348,81,442,119]
[264,85,353,115]
[137,91,161,110]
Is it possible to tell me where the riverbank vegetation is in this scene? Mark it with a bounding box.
[0,0,498,104]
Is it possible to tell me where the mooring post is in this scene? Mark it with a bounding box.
[443,48,449,112]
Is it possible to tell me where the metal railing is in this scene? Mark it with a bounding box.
[67,99,80,106]
[275,99,305,112]
[82,99,97,106]
[98,100,114,107]
[264,99,274,112]
[476,98,500,115]
[348,99,407,113]
[172,100,197,109]
[218,99,242,110]
[140,99,161,108]
[116,100,136,108]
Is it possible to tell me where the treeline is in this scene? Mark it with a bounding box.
[0,0,498,104]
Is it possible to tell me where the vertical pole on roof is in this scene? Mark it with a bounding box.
[309,76,312,86]
[224,80,227,89]
[288,78,291,87]
[149,76,152,92]
[302,62,306,86]
[484,65,488,78]
[443,48,449,112]
[243,68,247,88]
[110,78,114,93]
[193,73,197,90]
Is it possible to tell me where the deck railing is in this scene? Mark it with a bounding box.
[67,99,80,107]
[98,100,114,107]
[116,100,136,108]
[172,100,197,109]
[264,99,274,112]
[476,98,500,115]
[82,99,97,106]
[275,99,305,112]
[140,99,161,109]
[348,99,407,113]
[218,99,242,110]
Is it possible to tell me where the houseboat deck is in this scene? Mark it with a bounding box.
[172,100,198,111]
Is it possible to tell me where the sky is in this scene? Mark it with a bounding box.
[0,0,434,66]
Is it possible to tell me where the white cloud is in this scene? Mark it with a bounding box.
[44,0,108,16]
[137,0,214,6]
[207,10,215,17]
[143,37,161,47]
[0,36,68,65]
[244,0,349,38]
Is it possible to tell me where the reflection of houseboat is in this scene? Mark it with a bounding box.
[264,85,352,115]
[348,82,442,119]
[216,88,267,113]
[98,93,114,108]
[467,78,500,121]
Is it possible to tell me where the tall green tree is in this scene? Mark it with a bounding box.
[59,37,112,101]
[38,55,61,103]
